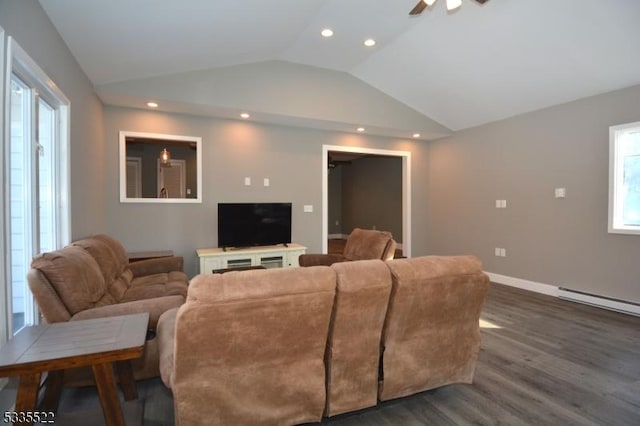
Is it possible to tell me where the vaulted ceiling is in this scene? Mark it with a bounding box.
[39,0,640,139]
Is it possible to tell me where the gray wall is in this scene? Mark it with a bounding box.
[427,84,640,303]
[104,106,429,277]
[0,0,106,239]
[341,156,403,242]
[328,165,343,235]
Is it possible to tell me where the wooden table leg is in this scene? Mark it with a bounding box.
[115,360,137,401]
[39,370,64,413]
[15,372,41,426]
[92,362,125,426]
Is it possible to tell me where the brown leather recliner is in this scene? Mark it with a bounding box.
[299,227,397,267]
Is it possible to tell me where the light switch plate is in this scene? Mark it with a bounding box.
[244,177,251,186]
[303,205,313,213]
[263,178,270,187]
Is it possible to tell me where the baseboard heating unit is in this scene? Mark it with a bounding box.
[558,287,640,317]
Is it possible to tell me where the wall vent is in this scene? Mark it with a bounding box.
[558,287,640,317]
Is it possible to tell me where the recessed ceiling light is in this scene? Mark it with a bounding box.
[240,112,250,119]
[446,0,462,11]
[321,28,334,38]
[146,102,158,108]
[357,127,365,132]
[363,39,376,47]
[413,133,421,138]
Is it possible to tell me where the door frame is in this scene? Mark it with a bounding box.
[322,145,411,257]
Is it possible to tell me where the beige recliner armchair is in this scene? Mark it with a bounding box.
[299,227,397,267]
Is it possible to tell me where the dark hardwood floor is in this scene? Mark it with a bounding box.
[2,283,639,425]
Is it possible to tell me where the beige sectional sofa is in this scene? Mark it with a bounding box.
[27,234,189,381]
[157,255,490,425]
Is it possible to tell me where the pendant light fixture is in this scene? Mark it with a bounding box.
[159,148,171,167]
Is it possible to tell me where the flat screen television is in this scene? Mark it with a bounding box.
[218,202,292,248]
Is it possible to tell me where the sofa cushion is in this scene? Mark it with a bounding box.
[122,271,188,302]
[325,259,392,417]
[343,228,393,261]
[71,295,184,330]
[31,246,108,315]
[157,307,179,389]
[72,236,131,301]
[379,255,490,401]
[92,234,129,268]
[172,267,336,426]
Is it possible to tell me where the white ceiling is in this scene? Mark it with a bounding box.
[39,0,640,133]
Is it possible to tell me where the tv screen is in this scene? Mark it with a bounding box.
[218,203,292,248]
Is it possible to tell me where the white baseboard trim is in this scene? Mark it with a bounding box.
[486,271,640,317]
[485,272,559,297]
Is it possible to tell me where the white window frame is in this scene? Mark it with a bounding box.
[2,37,71,339]
[0,25,7,390]
[608,121,640,235]
[119,131,202,203]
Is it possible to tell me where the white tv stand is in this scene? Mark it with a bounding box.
[196,243,307,274]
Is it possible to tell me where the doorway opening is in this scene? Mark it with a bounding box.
[322,145,411,257]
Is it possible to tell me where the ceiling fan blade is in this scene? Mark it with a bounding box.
[474,0,490,3]
[409,1,427,15]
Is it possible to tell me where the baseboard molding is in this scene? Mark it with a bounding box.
[486,271,640,316]
[485,272,559,297]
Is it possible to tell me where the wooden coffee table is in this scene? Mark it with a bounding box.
[0,313,149,426]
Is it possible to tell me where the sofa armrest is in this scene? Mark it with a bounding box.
[157,307,179,389]
[299,253,346,267]
[128,256,184,276]
[70,295,185,329]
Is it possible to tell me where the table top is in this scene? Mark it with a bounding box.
[0,313,149,376]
